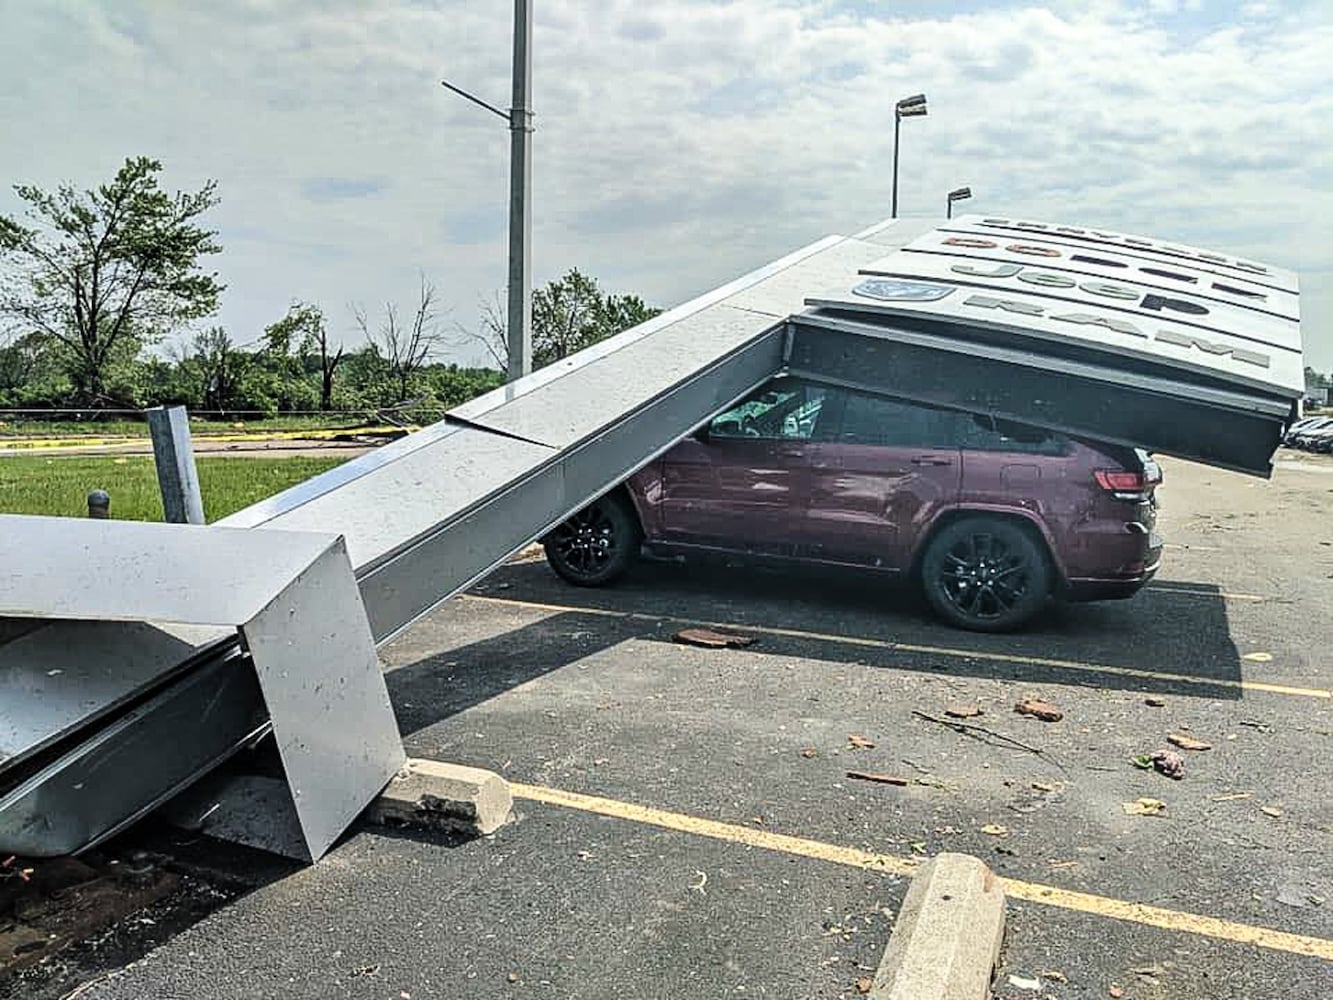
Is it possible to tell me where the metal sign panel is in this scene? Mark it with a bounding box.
[944,215,1298,292]
[810,217,1302,400]
[886,227,1299,322]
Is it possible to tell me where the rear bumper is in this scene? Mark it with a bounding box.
[1065,547,1162,602]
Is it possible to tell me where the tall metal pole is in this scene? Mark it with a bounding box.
[891,113,901,220]
[946,196,952,221]
[506,0,533,381]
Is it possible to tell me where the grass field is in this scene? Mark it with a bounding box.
[0,454,346,522]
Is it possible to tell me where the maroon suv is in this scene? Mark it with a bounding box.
[544,376,1162,631]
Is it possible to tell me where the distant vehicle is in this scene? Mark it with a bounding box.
[1289,417,1333,449]
[543,376,1162,632]
[1302,424,1333,453]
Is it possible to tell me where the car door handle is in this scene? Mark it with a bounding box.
[910,456,953,467]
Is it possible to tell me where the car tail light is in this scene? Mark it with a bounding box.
[1095,469,1156,500]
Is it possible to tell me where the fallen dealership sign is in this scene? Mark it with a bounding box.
[0,213,1301,862]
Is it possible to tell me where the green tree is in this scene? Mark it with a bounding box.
[0,156,223,406]
[469,270,663,371]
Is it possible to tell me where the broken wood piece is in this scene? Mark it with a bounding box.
[672,627,756,649]
[846,771,909,786]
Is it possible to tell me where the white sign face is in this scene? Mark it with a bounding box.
[811,216,1303,399]
[948,215,1298,292]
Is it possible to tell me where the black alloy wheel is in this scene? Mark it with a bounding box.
[920,517,1050,632]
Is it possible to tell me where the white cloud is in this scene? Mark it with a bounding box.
[1,0,1330,368]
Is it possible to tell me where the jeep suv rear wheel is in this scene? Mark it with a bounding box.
[920,517,1050,632]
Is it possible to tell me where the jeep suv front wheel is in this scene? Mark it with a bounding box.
[543,493,642,587]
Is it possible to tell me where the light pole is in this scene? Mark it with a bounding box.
[442,0,533,382]
[891,93,927,219]
[946,186,972,220]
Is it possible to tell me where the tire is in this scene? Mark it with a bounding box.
[919,517,1051,632]
[543,492,642,587]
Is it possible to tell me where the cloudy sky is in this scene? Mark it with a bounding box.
[2,0,1330,371]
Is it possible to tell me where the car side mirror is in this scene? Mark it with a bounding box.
[694,423,712,442]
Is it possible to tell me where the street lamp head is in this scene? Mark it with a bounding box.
[947,187,973,202]
[895,93,928,118]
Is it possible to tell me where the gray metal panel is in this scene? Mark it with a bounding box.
[0,650,266,857]
[0,516,343,625]
[0,621,228,769]
[245,427,556,575]
[720,239,891,318]
[431,305,781,449]
[358,325,787,642]
[791,312,1287,476]
[242,540,404,861]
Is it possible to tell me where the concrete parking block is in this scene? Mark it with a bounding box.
[367,758,512,836]
[871,853,1005,1000]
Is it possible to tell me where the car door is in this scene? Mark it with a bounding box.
[657,378,831,554]
[806,390,964,569]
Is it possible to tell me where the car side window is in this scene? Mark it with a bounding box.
[709,380,830,441]
[960,414,1070,455]
[834,391,964,447]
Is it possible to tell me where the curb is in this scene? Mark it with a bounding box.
[871,852,1006,1000]
[367,759,513,836]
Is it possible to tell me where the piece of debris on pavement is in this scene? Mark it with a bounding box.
[1123,797,1167,816]
[1239,719,1274,734]
[800,747,818,759]
[1261,805,1285,818]
[1151,749,1186,779]
[847,734,876,750]
[1242,651,1273,662]
[1007,973,1043,990]
[981,823,1010,837]
[672,627,756,649]
[854,976,873,994]
[846,771,908,786]
[1014,698,1063,722]
[1042,970,1069,983]
[1167,734,1213,751]
[1110,986,1126,998]
[944,703,984,719]
[1144,696,1166,707]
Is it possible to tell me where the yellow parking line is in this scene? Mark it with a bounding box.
[0,425,410,453]
[511,781,1333,962]
[461,594,1332,701]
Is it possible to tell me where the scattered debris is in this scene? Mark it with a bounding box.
[1110,987,1125,998]
[1261,805,1284,818]
[909,841,928,855]
[576,850,593,861]
[508,971,521,983]
[912,775,959,792]
[673,627,756,649]
[1167,734,1213,751]
[981,824,1009,837]
[1014,698,1063,722]
[846,771,908,786]
[690,870,708,894]
[1132,965,1164,978]
[1276,882,1325,908]
[1032,781,1059,793]
[1209,792,1252,802]
[847,734,876,750]
[800,747,818,759]
[911,710,1060,766]
[1144,696,1166,707]
[1151,749,1186,780]
[1042,970,1069,983]
[854,977,873,994]
[1123,798,1166,817]
[1242,651,1273,662]
[944,704,984,719]
[1239,720,1273,734]
[1007,974,1043,990]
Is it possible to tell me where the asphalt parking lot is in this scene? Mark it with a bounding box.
[10,452,1333,1000]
